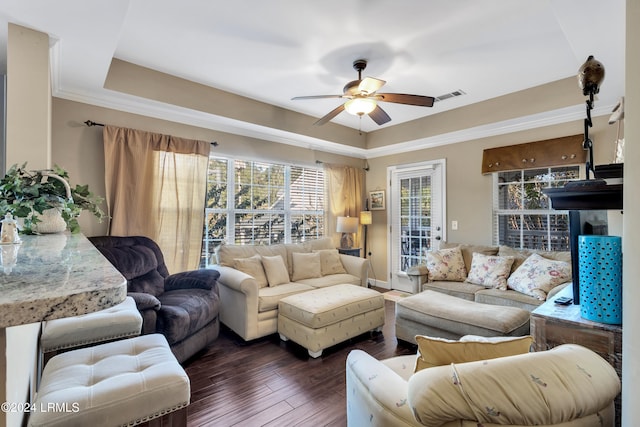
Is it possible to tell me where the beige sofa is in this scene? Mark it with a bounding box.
[210,238,370,341]
[396,243,572,343]
[424,243,572,311]
[346,342,620,427]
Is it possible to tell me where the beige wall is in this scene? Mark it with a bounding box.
[623,0,639,424]
[51,97,366,237]
[364,116,617,284]
[3,24,51,427]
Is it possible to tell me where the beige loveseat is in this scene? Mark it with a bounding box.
[210,238,370,341]
[396,243,572,343]
[346,341,620,427]
[424,243,572,311]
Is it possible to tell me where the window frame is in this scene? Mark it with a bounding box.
[201,156,325,266]
[492,165,581,251]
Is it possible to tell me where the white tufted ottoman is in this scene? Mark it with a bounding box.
[278,284,385,358]
[28,334,190,427]
[41,296,143,354]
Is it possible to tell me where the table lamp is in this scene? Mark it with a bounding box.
[337,216,358,249]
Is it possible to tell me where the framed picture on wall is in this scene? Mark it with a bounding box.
[369,190,385,210]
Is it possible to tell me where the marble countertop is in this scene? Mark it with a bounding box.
[0,232,127,328]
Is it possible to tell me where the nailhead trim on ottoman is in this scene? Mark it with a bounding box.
[278,284,385,358]
[41,296,143,352]
[28,334,190,427]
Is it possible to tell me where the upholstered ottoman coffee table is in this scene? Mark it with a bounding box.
[278,284,385,358]
[395,290,531,344]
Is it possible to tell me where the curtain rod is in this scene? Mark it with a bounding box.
[84,120,219,146]
[316,160,369,171]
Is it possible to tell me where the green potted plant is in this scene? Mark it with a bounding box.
[0,163,107,234]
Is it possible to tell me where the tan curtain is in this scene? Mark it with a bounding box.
[324,164,365,248]
[103,125,210,273]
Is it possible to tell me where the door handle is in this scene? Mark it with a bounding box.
[435,236,441,240]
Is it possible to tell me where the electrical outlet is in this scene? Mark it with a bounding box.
[451,220,458,230]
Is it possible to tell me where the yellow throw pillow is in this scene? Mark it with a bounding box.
[314,249,347,276]
[233,254,268,288]
[261,255,290,287]
[414,335,533,372]
[291,252,322,281]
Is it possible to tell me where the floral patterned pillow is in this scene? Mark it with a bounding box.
[465,253,515,289]
[507,253,571,300]
[426,247,467,281]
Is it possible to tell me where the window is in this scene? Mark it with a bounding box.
[201,157,325,266]
[493,166,579,251]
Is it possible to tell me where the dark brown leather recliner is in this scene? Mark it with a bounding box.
[89,235,220,363]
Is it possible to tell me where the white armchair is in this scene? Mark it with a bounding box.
[346,344,620,427]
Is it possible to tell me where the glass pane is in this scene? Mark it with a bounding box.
[498,214,521,248]
[206,158,228,209]
[523,182,549,209]
[499,183,523,210]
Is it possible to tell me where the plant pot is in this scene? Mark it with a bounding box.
[32,208,67,234]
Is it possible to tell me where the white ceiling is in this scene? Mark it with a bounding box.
[0,0,626,143]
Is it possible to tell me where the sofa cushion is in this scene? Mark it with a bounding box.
[440,242,499,273]
[424,281,484,301]
[291,252,322,281]
[257,282,313,312]
[314,249,347,275]
[507,253,572,300]
[295,273,361,288]
[465,253,514,290]
[233,254,268,288]
[262,255,291,286]
[474,288,544,312]
[414,335,533,372]
[426,247,467,281]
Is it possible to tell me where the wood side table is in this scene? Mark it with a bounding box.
[337,247,361,257]
[530,285,622,426]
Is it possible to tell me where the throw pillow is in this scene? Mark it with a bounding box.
[425,247,467,281]
[507,253,571,300]
[261,255,290,287]
[465,253,515,290]
[291,252,322,281]
[314,249,347,276]
[233,254,268,288]
[414,335,533,372]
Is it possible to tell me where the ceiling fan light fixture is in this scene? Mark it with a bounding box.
[344,98,377,116]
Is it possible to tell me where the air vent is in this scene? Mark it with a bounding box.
[434,89,466,102]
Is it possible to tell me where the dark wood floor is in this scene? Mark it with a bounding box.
[183,294,415,427]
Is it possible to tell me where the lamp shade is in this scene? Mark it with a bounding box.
[359,211,372,225]
[344,98,377,116]
[336,216,358,233]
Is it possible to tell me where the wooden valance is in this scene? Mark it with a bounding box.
[482,134,586,174]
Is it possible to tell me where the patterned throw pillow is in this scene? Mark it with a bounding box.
[425,247,467,281]
[465,253,515,289]
[507,253,571,300]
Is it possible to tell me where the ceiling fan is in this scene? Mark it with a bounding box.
[292,59,435,126]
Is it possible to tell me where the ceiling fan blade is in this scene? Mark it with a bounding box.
[314,103,346,126]
[368,104,391,125]
[292,95,344,100]
[358,77,386,95]
[376,93,435,107]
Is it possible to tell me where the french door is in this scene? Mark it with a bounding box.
[388,160,445,292]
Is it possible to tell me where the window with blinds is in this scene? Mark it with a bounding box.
[493,166,579,250]
[201,156,325,267]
